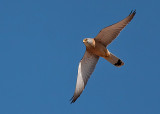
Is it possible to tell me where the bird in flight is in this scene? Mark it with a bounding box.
[71,10,136,103]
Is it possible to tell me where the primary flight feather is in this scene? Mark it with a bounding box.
[71,10,136,103]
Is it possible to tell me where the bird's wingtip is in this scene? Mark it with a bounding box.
[133,9,136,14]
[129,9,136,16]
[70,96,76,104]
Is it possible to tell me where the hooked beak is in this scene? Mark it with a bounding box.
[83,39,87,43]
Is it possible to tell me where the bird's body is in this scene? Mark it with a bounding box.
[71,10,136,103]
[84,38,109,57]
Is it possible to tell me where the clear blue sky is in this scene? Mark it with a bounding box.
[0,0,160,114]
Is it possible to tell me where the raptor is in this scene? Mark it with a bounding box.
[71,10,136,103]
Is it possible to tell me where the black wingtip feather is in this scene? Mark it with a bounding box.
[70,96,74,104]
[129,9,136,16]
[70,96,77,104]
[133,9,136,14]
[70,94,81,104]
[129,10,133,15]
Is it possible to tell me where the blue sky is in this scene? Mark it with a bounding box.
[0,0,160,114]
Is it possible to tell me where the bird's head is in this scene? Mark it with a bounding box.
[83,38,95,47]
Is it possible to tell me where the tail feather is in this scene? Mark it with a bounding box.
[104,52,124,67]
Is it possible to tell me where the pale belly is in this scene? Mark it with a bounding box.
[86,42,109,57]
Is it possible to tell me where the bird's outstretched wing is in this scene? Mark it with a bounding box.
[71,51,99,103]
[94,10,136,47]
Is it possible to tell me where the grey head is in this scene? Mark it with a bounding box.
[83,38,94,47]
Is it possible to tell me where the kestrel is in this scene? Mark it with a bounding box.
[71,10,136,103]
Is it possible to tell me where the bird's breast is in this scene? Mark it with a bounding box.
[86,41,107,57]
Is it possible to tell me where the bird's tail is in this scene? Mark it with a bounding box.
[103,52,124,67]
